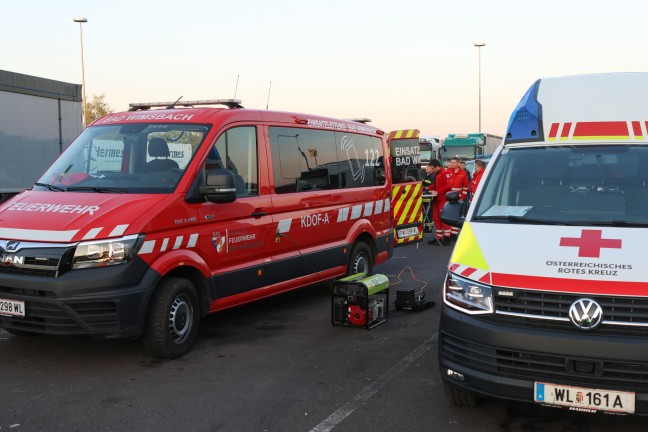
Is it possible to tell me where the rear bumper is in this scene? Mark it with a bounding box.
[439,304,648,415]
[0,257,159,338]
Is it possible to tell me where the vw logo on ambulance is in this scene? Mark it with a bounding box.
[568,298,603,330]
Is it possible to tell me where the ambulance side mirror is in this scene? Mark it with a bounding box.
[441,192,465,227]
[199,169,237,203]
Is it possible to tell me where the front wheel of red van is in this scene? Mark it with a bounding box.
[142,278,200,359]
[347,242,373,276]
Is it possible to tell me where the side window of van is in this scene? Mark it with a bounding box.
[205,126,258,197]
[269,127,338,193]
[335,133,386,188]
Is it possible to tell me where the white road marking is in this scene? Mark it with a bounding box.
[309,334,437,432]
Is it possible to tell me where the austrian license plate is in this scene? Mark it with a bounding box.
[397,227,419,238]
[534,382,635,414]
[0,298,25,317]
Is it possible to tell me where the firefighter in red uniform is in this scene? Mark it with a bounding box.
[468,159,486,200]
[447,157,468,241]
[427,159,452,245]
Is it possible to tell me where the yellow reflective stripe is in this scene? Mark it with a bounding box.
[450,221,489,270]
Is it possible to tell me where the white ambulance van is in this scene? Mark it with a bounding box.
[439,73,648,415]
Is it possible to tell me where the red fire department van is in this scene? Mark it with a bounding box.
[0,100,393,358]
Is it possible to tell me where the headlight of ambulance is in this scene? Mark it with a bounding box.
[72,234,144,269]
[444,272,493,314]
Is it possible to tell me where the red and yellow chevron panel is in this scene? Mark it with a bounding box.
[388,129,420,141]
[392,182,423,246]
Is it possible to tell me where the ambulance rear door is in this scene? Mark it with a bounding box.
[388,129,423,247]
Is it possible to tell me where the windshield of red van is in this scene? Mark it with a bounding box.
[35,123,210,193]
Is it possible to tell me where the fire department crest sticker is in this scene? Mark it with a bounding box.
[212,233,226,254]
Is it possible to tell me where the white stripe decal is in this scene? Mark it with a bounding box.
[471,270,488,281]
[277,219,292,233]
[173,236,183,250]
[82,227,103,240]
[363,202,374,217]
[374,200,383,214]
[109,224,129,237]
[139,240,155,254]
[0,228,79,242]
[187,233,199,248]
[161,238,169,252]
[350,205,362,219]
[384,198,390,212]
[337,207,349,222]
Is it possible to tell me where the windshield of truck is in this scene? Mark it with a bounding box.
[472,145,648,226]
[443,145,476,159]
[35,123,210,193]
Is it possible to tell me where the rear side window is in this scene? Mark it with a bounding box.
[269,127,385,194]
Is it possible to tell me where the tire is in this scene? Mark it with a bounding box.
[347,241,373,276]
[142,278,200,359]
[444,382,478,407]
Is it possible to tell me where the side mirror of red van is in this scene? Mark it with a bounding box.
[199,169,237,203]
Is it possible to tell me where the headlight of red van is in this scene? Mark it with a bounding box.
[444,272,494,314]
[72,234,144,269]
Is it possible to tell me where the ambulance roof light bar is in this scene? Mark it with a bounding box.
[346,118,372,124]
[128,99,244,111]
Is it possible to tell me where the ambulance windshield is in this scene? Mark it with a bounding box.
[35,123,210,193]
[472,145,648,226]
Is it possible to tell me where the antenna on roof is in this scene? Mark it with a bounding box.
[234,74,239,99]
[266,81,272,110]
[166,96,183,109]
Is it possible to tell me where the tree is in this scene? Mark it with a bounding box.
[84,93,113,126]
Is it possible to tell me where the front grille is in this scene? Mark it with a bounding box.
[488,289,648,335]
[441,332,648,392]
[0,242,75,278]
[3,300,119,334]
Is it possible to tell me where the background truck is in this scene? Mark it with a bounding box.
[440,133,502,161]
[419,135,441,168]
[0,69,82,202]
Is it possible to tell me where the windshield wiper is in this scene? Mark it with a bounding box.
[472,215,558,225]
[66,186,130,193]
[34,182,67,192]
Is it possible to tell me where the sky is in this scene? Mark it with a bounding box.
[3,0,648,138]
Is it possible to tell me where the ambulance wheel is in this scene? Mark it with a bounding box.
[347,241,373,276]
[444,383,478,407]
[142,278,200,359]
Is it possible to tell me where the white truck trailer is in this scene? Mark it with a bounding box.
[0,69,82,202]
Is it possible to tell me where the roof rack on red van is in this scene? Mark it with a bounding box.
[128,99,243,111]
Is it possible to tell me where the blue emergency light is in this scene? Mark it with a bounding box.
[504,79,544,144]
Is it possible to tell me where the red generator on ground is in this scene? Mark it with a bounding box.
[331,273,389,329]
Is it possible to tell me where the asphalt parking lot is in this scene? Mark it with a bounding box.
[1,241,647,431]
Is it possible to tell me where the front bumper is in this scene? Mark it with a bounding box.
[439,304,648,414]
[0,257,159,338]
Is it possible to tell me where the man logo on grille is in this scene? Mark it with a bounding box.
[5,241,20,252]
[569,298,603,330]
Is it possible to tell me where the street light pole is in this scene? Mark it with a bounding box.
[474,42,485,133]
[73,16,88,125]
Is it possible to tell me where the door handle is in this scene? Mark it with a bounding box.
[251,210,267,218]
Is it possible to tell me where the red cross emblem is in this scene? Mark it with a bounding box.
[559,229,622,258]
